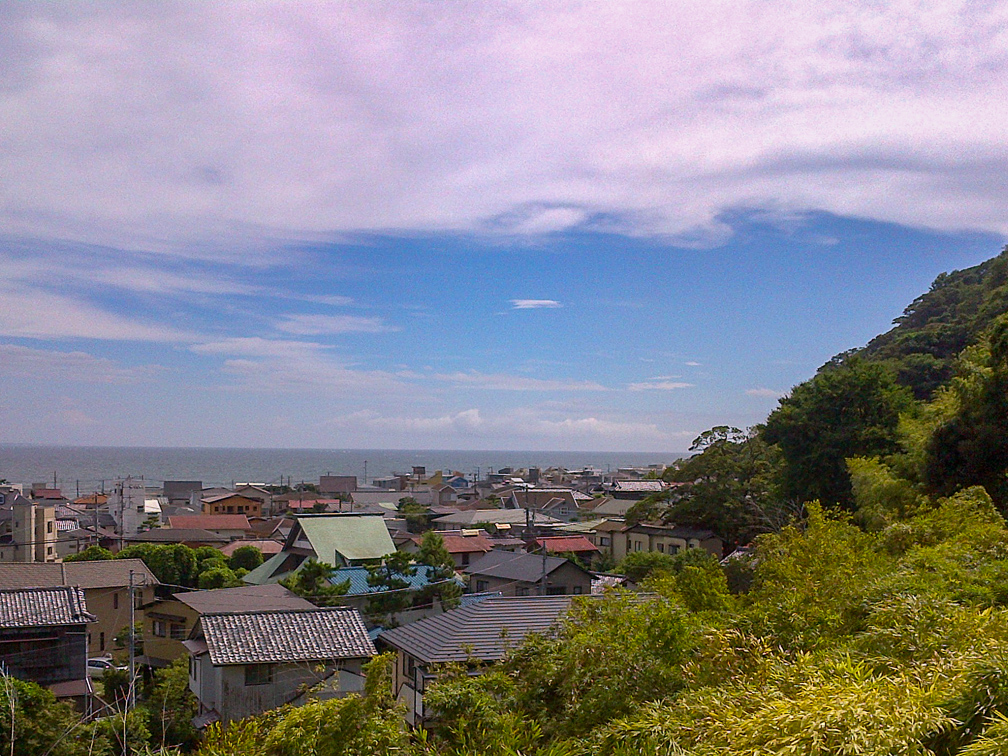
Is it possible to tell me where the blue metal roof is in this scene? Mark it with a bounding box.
[329,565,459,595]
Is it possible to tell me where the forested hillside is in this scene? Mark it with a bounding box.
[856,247,1008,400]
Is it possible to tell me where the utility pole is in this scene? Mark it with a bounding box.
[128,570,136,710]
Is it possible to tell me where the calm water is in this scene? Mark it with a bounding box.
[0,445,680,494]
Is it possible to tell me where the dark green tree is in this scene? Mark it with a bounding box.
[763,359,912,509]
[925,316,1008,509]
[229,544,264,572]
[280,559,350,606]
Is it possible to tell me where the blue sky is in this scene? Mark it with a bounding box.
[1,3,1006,451]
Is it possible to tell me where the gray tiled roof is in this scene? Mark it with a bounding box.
[0,560,158,589]
[175,584,314,615]
[0,586,95,628]
[464,550,573,583]
[197,608,375,665]
[379,595,575,664]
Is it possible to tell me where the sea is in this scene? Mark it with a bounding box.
[0,445,681,495]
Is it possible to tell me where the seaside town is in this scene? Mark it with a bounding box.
[0,462,722,729]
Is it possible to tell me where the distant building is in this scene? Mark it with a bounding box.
[163,481,203,505]
[166,514,252,541]
[201,493,262,518]
[108,477,149,537]
[0,494,57,563]
[319,476,357,495]
[615,522,723,560]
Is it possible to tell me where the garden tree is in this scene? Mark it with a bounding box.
[198,565,242,589]
[415,530,463,609]
[115,543,200,586]
[926,315,1008,509]
[617,550,676,583]
[657,426,784,544]
[228,544,264,572]
[143,656,199,751]
[763,358,913,509]
[280,559,350,606]
[63,544,114,561]
[366,550,417,620]
[397,496,431,533]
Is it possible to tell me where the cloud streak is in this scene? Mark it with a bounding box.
[511,300,562,310]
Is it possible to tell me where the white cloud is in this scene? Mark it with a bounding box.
[746,387,784,398]
[5,2,1004,253]
[275,314,396,336]
[685,361,701,367]
[628,380,694,391]
[511,299,562,310]
[434,371,608,391]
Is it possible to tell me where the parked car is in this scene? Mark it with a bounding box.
[86,657,126,678]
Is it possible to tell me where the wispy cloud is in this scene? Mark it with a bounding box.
[511,299,562,310]
[433,371,608,392]
[0,344,160,384]
[628,380,694,391]
[0,290,193,342]
[275,314,396,336]
[685,361,701,367]
[746,387,784,398]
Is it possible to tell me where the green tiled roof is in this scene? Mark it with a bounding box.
[294,514,395,565]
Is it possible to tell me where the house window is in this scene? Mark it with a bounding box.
[47,521,53,533]
[476,580,488,593]
[599,537,611,547]
[657,543,664,553]
[573,586,583,595]
[99,632,105,652]
[516,586,529,596]
[669,545,679,554]
[114,593,119,610]
[245,664,273,686]
[546,586,566,596]
[461,552,470,566]
[153,619,166,637]
[170,624,187,640]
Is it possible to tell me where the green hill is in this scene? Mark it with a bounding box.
[850,247,1008,398]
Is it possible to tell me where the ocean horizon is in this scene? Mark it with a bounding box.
[0,444,683,494]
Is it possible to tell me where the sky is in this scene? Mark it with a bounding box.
[1,1,1006,452]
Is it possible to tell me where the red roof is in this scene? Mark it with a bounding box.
[167,514,251,531]
[410,531,495,555]
[534,536,599,554]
